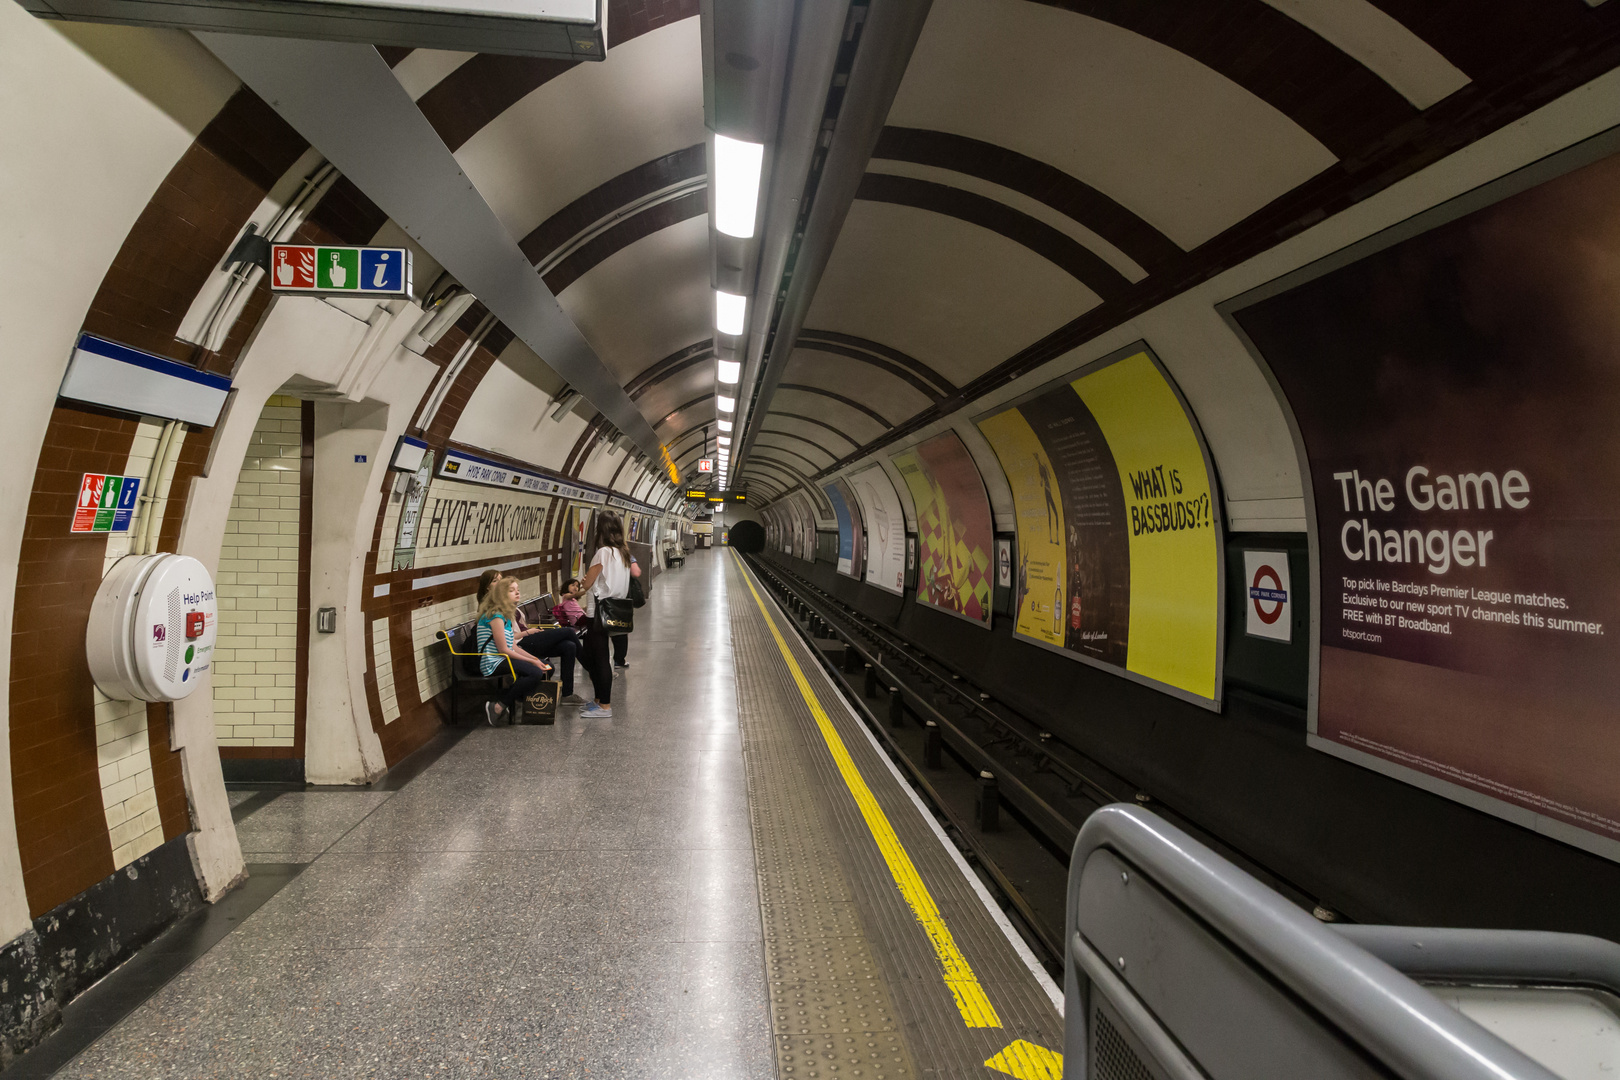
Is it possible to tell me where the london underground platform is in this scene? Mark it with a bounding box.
[38,549,1061,1080]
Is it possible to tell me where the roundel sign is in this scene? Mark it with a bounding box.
[1243,550,1292,643]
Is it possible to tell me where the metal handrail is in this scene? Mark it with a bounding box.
[1065,804,1560,1080]
[436,629,517,682]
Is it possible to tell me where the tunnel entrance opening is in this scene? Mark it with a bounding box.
[729,519,764,553]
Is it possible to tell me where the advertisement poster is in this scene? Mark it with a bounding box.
[784,500,800,558]
[569,505,594,580]
[976,346,1222,703]
[796,492,818,562]
[892,432,995,626]
[850,465,906,595]
[1228,141,1620,856]
[824,479,865,579]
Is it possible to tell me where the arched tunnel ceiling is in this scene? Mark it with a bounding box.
[349,0,1620,502]
[744,0,1620,499]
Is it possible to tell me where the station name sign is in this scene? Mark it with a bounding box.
[439,448,603,502]
[270,244,412,299]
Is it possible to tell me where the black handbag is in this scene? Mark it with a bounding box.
[628,574,646,609]
[596,597,635,634]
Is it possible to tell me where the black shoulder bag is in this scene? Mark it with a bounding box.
[594,551,636,633]
[596,597,634,634]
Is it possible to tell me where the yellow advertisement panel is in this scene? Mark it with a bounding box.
[892,432,996,625]
[1074,351,1219,698]
[977,409,1066,645]
[975,344,1222,705]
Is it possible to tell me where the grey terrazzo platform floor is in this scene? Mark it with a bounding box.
[56,550,775,1080]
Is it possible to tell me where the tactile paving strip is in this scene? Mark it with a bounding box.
[730,561,916,1080]
[727,555,1065,1079]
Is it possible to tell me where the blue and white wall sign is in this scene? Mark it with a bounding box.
[60,335,233,427]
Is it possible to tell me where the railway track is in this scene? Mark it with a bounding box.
[745,554,1331,972]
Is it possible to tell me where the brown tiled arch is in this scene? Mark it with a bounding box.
[520,145,706,265]
[1030,0,1417,160]
[542,190,706,295]
[856,173,1131,299]
[1365,0,1602,82]
[871,127,1182,273]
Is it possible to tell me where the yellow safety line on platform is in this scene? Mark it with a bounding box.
[985,1039,1064,1079]
[735,554,1002,1029]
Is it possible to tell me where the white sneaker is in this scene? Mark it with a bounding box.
[580,703,613,719]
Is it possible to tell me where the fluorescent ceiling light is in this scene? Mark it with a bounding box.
[714,134,764,239]
[717,359,740,384]
[718,419,732,432]
[715,290,746,336]
[718,436,731,445]
[718,394,735,412]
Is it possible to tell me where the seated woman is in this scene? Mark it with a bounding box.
[480,570,582,703]
[475,576,553,725]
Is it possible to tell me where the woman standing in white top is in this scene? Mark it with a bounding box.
[575,509,639,718]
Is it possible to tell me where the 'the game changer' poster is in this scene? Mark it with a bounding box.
[1232,145,1620,856]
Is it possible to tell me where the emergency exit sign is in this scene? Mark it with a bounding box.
[72,473,141,534]
[269,244,412,298]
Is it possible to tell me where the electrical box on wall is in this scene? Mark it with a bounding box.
[87,554,218,702]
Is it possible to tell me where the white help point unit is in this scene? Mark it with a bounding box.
[88,554,218,701]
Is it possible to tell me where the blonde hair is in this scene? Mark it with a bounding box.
[477,576,518,623]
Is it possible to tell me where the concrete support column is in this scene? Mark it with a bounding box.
[304,400,391,785]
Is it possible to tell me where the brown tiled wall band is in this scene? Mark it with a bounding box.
[10,408,135,917]
[145,703,191,843]
[81,91,306,367]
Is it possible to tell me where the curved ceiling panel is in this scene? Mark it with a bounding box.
[452,19,704,240]
[751,435,835,474]
[656,394,717,451]
[886,0,1337,250]
[556,213,711,395]
[452,358,591,466]
[633,358,713,430]
[780,347,934,418]
[767,386,895,441]
[804,199,1093,388]
[758,414,863,457]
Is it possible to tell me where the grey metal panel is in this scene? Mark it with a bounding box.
[197,33,664,462]
[1077,848,1384,1080]
[1064,805,1562,1080]
[734,0,935,478]
[31,0,602,58]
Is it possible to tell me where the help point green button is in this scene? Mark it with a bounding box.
[185,645,195,664]
[317,247,359,290]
